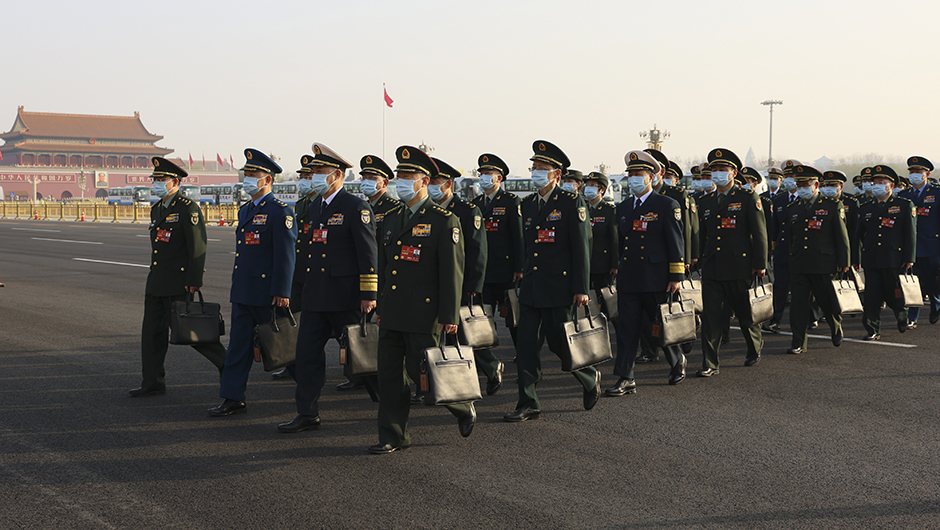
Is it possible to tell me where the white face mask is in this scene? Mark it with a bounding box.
[700,179,714,191]
[397,178,422,202]
[360,179,379,197]
[819,186,839,198]
[152,180,169,199]
[627,176,649,196]
[783,177,797,191]
[311,170,335,196]
[871,183,889,198]
[711,171,732,187]
[480,174,498,190]
[768,179,780,191]
[531,169,552,189]
[862,182,873,193]
[561,182,577,194]
[297,178,315,196]
[583,186,600,200]
[742,183,752,191]
[910,173,926,186]
[428,183,447,201]
[797,186,816,201]
[663,178,675,187]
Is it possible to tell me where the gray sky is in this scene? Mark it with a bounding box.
[5,0,937,176]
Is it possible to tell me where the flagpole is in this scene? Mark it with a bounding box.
[383,82,386,160]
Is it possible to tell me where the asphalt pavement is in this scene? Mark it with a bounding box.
[2,218,940,529]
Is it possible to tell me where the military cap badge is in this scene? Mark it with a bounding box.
[538,143,546,152]
[154,159,160,167]
[482,155,489,163]
[715,150,722,157]
[365,156,373,164]
[246,151,253,160]
[314,145,321,155]
[630,153,637,161]
[402,149,410,160]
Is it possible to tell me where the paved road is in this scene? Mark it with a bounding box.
[2,218,939,529]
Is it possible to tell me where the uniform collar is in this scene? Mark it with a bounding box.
[437,194,455,209]
[409,196,429,216]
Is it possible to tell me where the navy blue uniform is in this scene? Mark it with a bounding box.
[900,183,940,321]
[291,188,377,418]
[614,191,685,381]
[219,193,297,402]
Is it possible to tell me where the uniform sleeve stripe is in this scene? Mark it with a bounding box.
[669,263,685,274]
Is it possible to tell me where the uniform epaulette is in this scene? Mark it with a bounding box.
[560,189,577,199]
[430,205,452,217]
[180,197,192,205]
[524,193,538,201]
[275,199,287,207]
[387,204,404,215]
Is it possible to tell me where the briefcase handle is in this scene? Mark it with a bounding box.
[465,293,488,317]
[185,290,206,314]
[269,307,298,333]
[437,331,466,361]
[571,303,598,333]
[751,274,769,295]
[357,312,373,337]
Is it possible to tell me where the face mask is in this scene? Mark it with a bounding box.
[480,174,498,190]
[242,176,261,197]
[910,173,925,186]
[627,176,648,196]
[561,182,577,194]
[819,186,839,198]
[711,171,732,187]
[583,186,600,200]
[797,186,816,201]
[651,175,662,188]
[892,187,901,196]
[768,180,780,191]
[862,182,873,193]
[742,183,752,191]
[871,183,889,198]
[663,178,675,187]
[360,179,378,197]
[397,178,422,202]
[311,171,334,196]
[691,180,701,191]
[152,180,169,199]
[297,178,314,196]
[531,169,551,189]
[701,179,714,191]
[428,183,446,201]
[783,177,797,191]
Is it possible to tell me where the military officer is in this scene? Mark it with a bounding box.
[764,160,802,333]
[209,149,297,416]
[271,154,319,380]
[697,148,768,374]
[370,146,475,454]
[858,167,876,205]
[277,143,377,433]
[899,156,940,326]
[763,168,784,202]
[742,167,774,251]
[130,157,226,397]
[854,165,916,340]
[561,168,584,195]
[584,172,618,290]
[470,152,524,368]
[822,171,859,247]
[504,140,599,422]
[429,157,502,395]
[785,166,850,354]
[606,150,686,396]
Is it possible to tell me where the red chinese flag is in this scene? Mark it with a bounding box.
[230,155,235,169]
[0,149,3,160]
[384,87,394,108]
[189,153,194,166]
[202,153,206,168]
[217,153,224,167]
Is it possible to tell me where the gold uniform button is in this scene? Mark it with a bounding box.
[394,255,399,260]
[152,261,157,265]
[623,257,627,261]
[308,254,312,258]
[563,271,567,276]
[306,268,310,272]
[236,253,239,257]
[640,246,645,250]
[322,254,326,258]
[235,265,238,269]
[261,274,266,278]
[533,266,538,271]
[534,253,538,257]
[154,250,158,254]
[624,236,629,240]
[237,240,241,244]
[241,229,244,233]
[639,256,644,260]
[717,236,721,240]
[425,298,431,303]
[396,240,401,245]
[804,246,808,249]
[717,247,721,251]
[321,268,325,272]
[180,267,185,271]
[392,285,397,290]
[392,270,397,275]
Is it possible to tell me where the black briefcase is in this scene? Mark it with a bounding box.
[253,308,300,372]
[169,291,224,345]
[560,304,612,372]
[340,314,379,377]
[420,333,482,406]
[649,294,697,348]
[457,295,499,348]
[596,280,618,322]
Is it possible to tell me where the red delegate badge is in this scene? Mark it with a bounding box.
[156,229,171,243]
[537,230,555,242]
[808,220,823,230]
[632,220,648,232]
[881,218,895,228]
[918,207,930,217]
[485,221,499,232]
[721,218,736,229]
[311,229,328,243]
[400,245,421,262]
[245,232,260,245]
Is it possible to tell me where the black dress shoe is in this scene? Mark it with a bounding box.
[368,443,406,454]
[584,372,601,410]
[458,403,476,438]
[744,355,761,366]
[486,362,504,396]
[668,355,687,385]
[128,387,165,397]
[410,393,425,405]
[930,310,940,324]
[832,327,844,347]
[787,347,804,355]
[762,321,781,333]
[207,399,246,417]
[696,368,719,377]
[503,407,541,422]
[604,377,637,397]
[808,320,819,330]
[635,354,659,363]
[863,333,881,341]
[907,321,918,331]
[336,379,364,391]
[271,367,291,380]
[898,318,909,333]
[277,415,320,433]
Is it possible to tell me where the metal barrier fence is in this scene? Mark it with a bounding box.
[0,202,244,225]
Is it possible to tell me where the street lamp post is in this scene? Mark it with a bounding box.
[761,100,783,167]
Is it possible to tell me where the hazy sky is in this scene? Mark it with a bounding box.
[4,0,938,176]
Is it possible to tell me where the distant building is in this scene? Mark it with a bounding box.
[0,107,237,200]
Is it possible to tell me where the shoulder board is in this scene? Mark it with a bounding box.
[387,204,404,214]
[430,205,452,217]
[524,194,538,202]
[275,199,287,207]
[560,189,577,199]
[179,197,191,205]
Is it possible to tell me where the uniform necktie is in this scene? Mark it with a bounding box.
[634,197,641,211]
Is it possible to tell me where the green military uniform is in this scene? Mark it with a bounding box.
[291,154,318,311]
[585,172,619,289]
[374,147,473,451]
[697,149,768,372]
[136,157,226,395]
[854,165,917,338]
[786,166,850,352]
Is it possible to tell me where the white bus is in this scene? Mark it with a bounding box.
[272,182,299,205]
[108,186,151,205]
[199,184,248,205]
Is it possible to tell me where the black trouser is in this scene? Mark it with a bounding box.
[789,272,841,349]
[863,267,907,335]
[772,258,790,323]
[614,291,683,381]
[475,281,518,373]
[290,309,359,418]
[701,278,763,369]
[140,293,226,391]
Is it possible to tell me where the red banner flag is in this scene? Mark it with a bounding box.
[384,87,394,108]
[0,149,3,161]
[230,154,235,169]
[202,153,206,169]
[217,153,224,168]
[189,153,194,167]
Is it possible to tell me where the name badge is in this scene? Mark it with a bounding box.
[327,214,344,226]
[537,229,555,242]
[245,232,261,245]
[400,245,421,262]
[485,221,499,232]
[492,207,506,216]
[548,210,562,221]
[721,218,736,229]
[808,220,823,230]
[412,224,431,237]
[165,213,179,223]
[252,214,267,225]
[881,218,895,228]
[311,229,328,243]
[918,207,930,216]
[632,220,648,232]
[156,229,172,242]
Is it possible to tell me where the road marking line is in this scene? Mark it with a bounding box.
[764,329,916,348]
[208,238,221,241]
[10,228,62,233]
[31,237,102,245]
[136,234,150,237]
[72,258,148,268]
